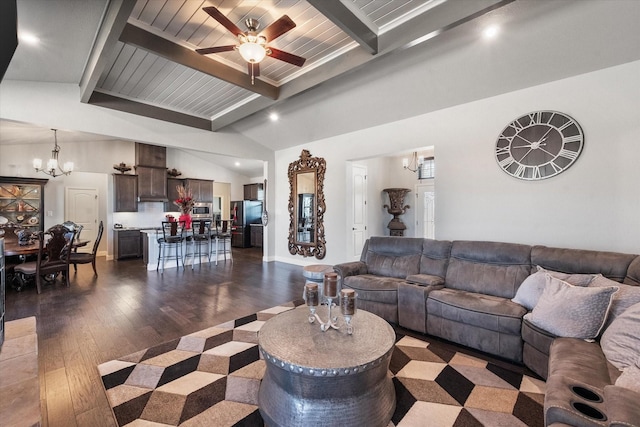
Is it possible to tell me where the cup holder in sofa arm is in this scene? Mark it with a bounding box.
[570,385,603,403]
[570,401,608,421]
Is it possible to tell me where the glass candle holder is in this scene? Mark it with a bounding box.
[323,272,338,299]
[340,289,357,334]
[305,283,319,323]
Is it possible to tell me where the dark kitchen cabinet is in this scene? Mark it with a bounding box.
[113,174,138,212]
[114,230,142,259]
[135,143,166,168]
[250,224,263,248]
[136,166,167,201]
[185,179,213,202]
[244,183,263,201]
[165,178,185,210]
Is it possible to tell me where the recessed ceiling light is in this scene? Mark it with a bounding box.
[19,32,40,46]
[482,25,500,39]
[269,113,279,122]
[235,162,241,167]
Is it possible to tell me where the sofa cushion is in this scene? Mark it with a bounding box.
[405,274,444,286]
[511,266,596,310]
[601,302,640,370]
[624,255,640,286]
[615,359,640,393]
[363,237,422,279]
[445,241,531,299]
[427,288,527,335]
[342,274,404,305]
[419,239,451,278]
[589,274,640,329]
[524,275,618,340]
[532,245,637,282]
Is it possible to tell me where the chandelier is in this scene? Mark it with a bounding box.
[33,129,74,177]
[402,152,424,173]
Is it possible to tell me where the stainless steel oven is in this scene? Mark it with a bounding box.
[191,202,213,219]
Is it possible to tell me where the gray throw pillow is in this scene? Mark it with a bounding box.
[601,302,640,370]
[512,266,596,310]
[523,274,618,339]
[589,274,640,330]
[615,360,640,393]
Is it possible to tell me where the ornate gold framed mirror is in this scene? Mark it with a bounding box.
[288,149,326,259]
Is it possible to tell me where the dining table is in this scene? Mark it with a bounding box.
[3,238,90,257]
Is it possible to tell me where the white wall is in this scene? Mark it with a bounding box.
[0,138,257,257]
[273,61,640,266]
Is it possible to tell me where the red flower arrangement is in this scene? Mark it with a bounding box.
[174,184,195,214]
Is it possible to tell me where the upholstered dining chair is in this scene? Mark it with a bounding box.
[62,220,83,242]
[14,224,76,293]
[69,221,103,276]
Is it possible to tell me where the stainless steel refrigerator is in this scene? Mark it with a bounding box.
[230,200,262,247]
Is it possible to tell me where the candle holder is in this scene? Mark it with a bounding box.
[303,278,357,334]
[304,282,319,324]
[340,289,357,335]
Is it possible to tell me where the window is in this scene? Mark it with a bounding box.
[419,157,435,179]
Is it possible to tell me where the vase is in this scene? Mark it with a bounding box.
[382,188,411,237]
[179,213,192,229]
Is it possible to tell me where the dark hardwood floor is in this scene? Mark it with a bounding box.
[5,247,304,427]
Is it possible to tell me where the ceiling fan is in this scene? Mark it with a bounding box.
[196,6,306,84]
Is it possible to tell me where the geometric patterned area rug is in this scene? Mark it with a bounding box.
[98,300,546,426]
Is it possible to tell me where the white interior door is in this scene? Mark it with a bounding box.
[351,165,367,259]
[416,183,435,239]
[65,187,98,253]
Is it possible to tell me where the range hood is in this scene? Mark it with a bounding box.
[135,143,168,202]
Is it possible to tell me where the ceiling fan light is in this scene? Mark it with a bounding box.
[238,42,267,63]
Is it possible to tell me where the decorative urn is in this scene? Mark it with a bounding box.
[383,188,411,236]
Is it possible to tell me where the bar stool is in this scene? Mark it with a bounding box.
[157,221,185,273]
[186,219,212,269]
[211,220,233,265]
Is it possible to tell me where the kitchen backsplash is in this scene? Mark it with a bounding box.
[113,202,181,228]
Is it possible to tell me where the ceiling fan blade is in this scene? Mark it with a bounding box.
[260,15,296,42]
[248,62,260,77]
[196,45,236,55]
[203,6,244,37]
[267,48,306,67]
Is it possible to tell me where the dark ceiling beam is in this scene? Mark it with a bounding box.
[308,0,378,54]
[89,91,212,131]
[80,0,136,103]
[0,0,18,82]
[119,23,279,100]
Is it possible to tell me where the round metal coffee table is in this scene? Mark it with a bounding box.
[258,306,396,427]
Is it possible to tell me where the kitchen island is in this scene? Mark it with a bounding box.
[141,229,229,271]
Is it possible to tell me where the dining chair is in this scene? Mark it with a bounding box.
[186,219,212,269]
[14,224,76,293]
[157,221,186,272]
[69,221,104,276]
[62,220,84,242]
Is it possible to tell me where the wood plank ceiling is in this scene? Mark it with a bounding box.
[82,0,512,131]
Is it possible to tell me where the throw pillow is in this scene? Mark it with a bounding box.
[601,302,640,370]
[523,275,618,339]
[615,359,640,393]
[589,274,640,329]
[512,266,596,310]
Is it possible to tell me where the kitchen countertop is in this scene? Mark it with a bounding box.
[113,227,162,231]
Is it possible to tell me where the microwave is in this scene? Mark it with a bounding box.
[191,202,213,218]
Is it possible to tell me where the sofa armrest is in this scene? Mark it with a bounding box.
[398,281,444,334]
[604,385,640,427]
[334,261,367,279]
[406,274,445,286]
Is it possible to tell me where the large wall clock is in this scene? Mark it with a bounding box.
[495,111,584,180]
